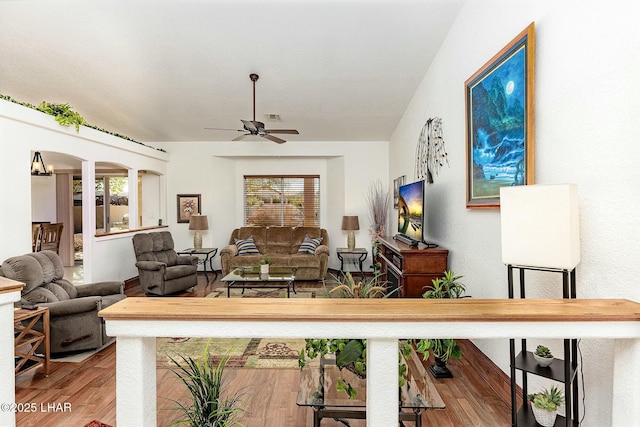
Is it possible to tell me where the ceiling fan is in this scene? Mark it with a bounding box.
[205,73,299,144]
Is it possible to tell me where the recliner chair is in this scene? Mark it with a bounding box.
[0,250,125,354]
[132,231,199,295]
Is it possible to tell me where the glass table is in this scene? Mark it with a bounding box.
[221,266,298,298]
[297,348,445,426]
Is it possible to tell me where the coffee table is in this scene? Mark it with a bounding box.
[297,348,444,426]
[222,266,298,298]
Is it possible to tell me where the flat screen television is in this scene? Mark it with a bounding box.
[397,180,424,243]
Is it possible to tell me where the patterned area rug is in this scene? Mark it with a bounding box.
[156,284,332,369]
[156,337,306,369]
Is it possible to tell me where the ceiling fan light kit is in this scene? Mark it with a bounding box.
[205,73,299,144]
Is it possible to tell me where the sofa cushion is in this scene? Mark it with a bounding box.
[266,226,294,254]
[23,287,59,304]
[289,254,321,268]
[235,236,260,255]
[297,235,323,254]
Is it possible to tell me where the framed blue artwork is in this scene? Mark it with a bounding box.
[465,23,535,208]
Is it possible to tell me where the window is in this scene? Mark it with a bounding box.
[244,175,320,227]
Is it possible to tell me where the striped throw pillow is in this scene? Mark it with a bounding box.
[234,236,260,255]
[297,235,323,255]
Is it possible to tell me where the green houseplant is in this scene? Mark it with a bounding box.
[414,270,467,378]
[299,272,404,398]
[166,344,246,427]
[528,385,564,427]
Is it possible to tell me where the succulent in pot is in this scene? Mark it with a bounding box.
[528,385,564,427]
[533,345,554,367]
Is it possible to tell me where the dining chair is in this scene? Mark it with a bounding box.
[39,223,64,254]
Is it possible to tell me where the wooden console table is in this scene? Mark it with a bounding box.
[376,236,448,297]
[100,297,640,427]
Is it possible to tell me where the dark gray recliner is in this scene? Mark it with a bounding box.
[0,250,125,354]
[132,231,198,295]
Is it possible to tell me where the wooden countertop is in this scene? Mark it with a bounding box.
[99,297,640,323]
[0,276,24,295]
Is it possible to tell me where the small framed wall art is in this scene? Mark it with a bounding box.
[177,194,201,223]
[393,175,406,209]
[465,23,535,208]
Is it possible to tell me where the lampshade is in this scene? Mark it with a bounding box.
[500,184,580,270]
[188,214,209,231]
[341,215,360,231]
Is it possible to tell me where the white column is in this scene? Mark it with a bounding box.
[612,338,640,424]
[0,289,21,427]
[127,169,139,230]
[366,338,399,427]
[116,336,156,427]
[81,160,95,283]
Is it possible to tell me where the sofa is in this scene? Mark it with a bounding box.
[132,231,199,295]
[0,251,125,354]
[220,226,329,280]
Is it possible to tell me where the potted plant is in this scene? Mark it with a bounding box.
[299,272,403,398]
[259,257,269,274]
[528,385,564,427]
[414,270,467,378]
[533,345,554,367]
[166,344,246,427]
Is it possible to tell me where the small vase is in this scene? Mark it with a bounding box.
[530,404,557,427]
[534,353,554,367]
[260,264,269,274]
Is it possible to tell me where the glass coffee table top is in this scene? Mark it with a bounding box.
[222,267,298,297]
[297,348,445,413]
[221,266,297,282]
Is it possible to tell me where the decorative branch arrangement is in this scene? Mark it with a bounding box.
[365,179,390,241]
[415,117,449,183]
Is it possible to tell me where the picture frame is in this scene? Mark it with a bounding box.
[465,23,535,208]
[393,175,406,209]
[177,194,201,223]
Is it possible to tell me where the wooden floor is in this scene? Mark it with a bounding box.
[15,272,516,427]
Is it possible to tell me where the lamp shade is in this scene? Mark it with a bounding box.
[188,214,209,231]
[500,184,580,270]
[341,215,359,231]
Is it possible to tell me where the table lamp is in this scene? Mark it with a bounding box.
[341,215,359,251]
[188,214,209,250]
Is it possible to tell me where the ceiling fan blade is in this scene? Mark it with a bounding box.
[265,129,299,135]
[262,134,286,144]
[241,120,258,133]
[204,127,244,132]
[232,134,249,142]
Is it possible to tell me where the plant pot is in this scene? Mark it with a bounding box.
[260,264,269,274]
[428,356,453,378]
[534,353,554,367]
[530,404,557,427]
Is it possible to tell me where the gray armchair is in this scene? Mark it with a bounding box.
[0,251,125,354]
[132,231,198,295]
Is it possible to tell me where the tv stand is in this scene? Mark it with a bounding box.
[377,236,448,297]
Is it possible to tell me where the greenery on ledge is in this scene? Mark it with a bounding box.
[0,93,166,153]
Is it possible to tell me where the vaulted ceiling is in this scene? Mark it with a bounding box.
[0,0,465,144]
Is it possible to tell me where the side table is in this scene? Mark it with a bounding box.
[177,248,218,283]
[336,247,368,280]
[14,306,50,377]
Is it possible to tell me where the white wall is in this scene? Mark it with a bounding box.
[0,100,169,283]
[162,140,388,271]
[389,1,640,425]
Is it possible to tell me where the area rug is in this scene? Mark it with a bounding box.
[156,337,307,369]
[51,340,115,363]
[83,421,112,427]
